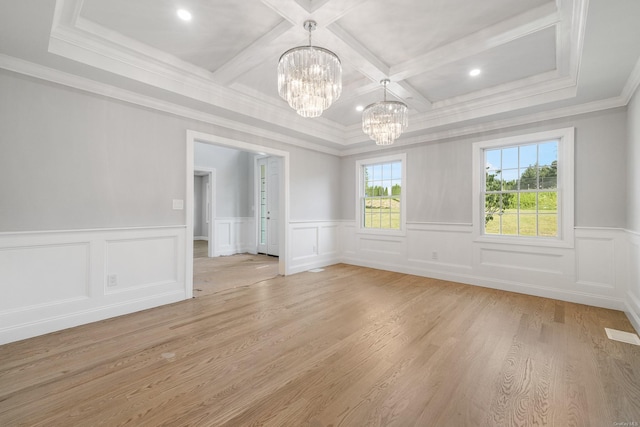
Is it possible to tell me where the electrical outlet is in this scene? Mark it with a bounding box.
[312,245,317,254]
[431,251,438,260]
[108,274,118,287]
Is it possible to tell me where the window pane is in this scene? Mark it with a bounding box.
[518,192,537,211]
[502,169,518,190]
[390,213,400,230]
[539,141,558,166]
[502,147,518,169]
[519,144,537,168]
[539,165,557,189]
[382,179,392,196]
[391,180,401,195]
[519,214,537,236]
[539,214,557,236]
[391,162,401,180]
[484,193,503,225]
[502,192,516,211]
[486,149,501,170]
[520,166,538,190]
[502,214,517,235]
[486,170,502,191]
[485,217,500,234]
[539,192,557,212]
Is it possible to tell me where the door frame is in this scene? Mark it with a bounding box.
[185,130,290,299]
[193,167,215,258]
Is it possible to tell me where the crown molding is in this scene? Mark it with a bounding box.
[0,54,342,157]
[1,53,630,159]
[340,96,627,156]
[622,56,640,103]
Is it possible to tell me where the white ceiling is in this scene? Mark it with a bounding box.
[0,0,639,155]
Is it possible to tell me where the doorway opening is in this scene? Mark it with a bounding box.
[185,131,290,299]
[193,167,214,258]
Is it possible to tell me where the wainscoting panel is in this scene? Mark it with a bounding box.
[105,236,178,294]
[406,223,473,270]
[291,226,318,261]
[213,217,255,256]
[288,221,341,274]
[0,242,90,311]
[0,226,187,344]
[575,236,615,289]
[479,247,564,275]
[339,221,627,311]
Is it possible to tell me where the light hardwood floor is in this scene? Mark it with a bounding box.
[193,241,279,296]
[1,264,639,426]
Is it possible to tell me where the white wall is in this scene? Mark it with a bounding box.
[626,88,640,332]
[0,71,185,232]
[338,108,632,319]
[194,143,254,219]
[0,69,343,343]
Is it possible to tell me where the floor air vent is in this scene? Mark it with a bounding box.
[605,328,640,345]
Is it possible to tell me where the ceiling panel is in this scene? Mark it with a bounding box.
[80,0,284,72]
[336,0,553,67]
[408,26,557,102]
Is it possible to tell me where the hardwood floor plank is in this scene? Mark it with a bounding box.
[1,264,639,426]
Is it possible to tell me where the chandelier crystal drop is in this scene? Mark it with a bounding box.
[277,20,342,118]
[362,79,408,146]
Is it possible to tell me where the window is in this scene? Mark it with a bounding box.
[356,154,406,233]
[472,128,574,247]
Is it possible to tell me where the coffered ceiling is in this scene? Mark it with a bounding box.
[1,0,639,154]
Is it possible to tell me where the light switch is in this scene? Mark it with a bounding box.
[172,199,184,210]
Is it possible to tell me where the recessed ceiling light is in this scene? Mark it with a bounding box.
[177,9,192,21]
[356,105,364,112]
[469,68,481,77]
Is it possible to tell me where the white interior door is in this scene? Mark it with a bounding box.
[257,158,268,254]
[267,157,279,256]
[256,157,280,256]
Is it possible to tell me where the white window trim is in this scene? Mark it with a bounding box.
[472,127,575,248]
[356,153,407,236]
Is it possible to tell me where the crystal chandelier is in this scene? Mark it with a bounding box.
[362,79,409,145]
[277,20,342,118]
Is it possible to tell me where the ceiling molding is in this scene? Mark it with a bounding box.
[45,0,594,146]
[0,52,629,159]
[0,54,343,157]
[340,96,627,157]
[622,56,640,104]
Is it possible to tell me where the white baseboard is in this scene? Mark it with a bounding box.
[194,236,208,241]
